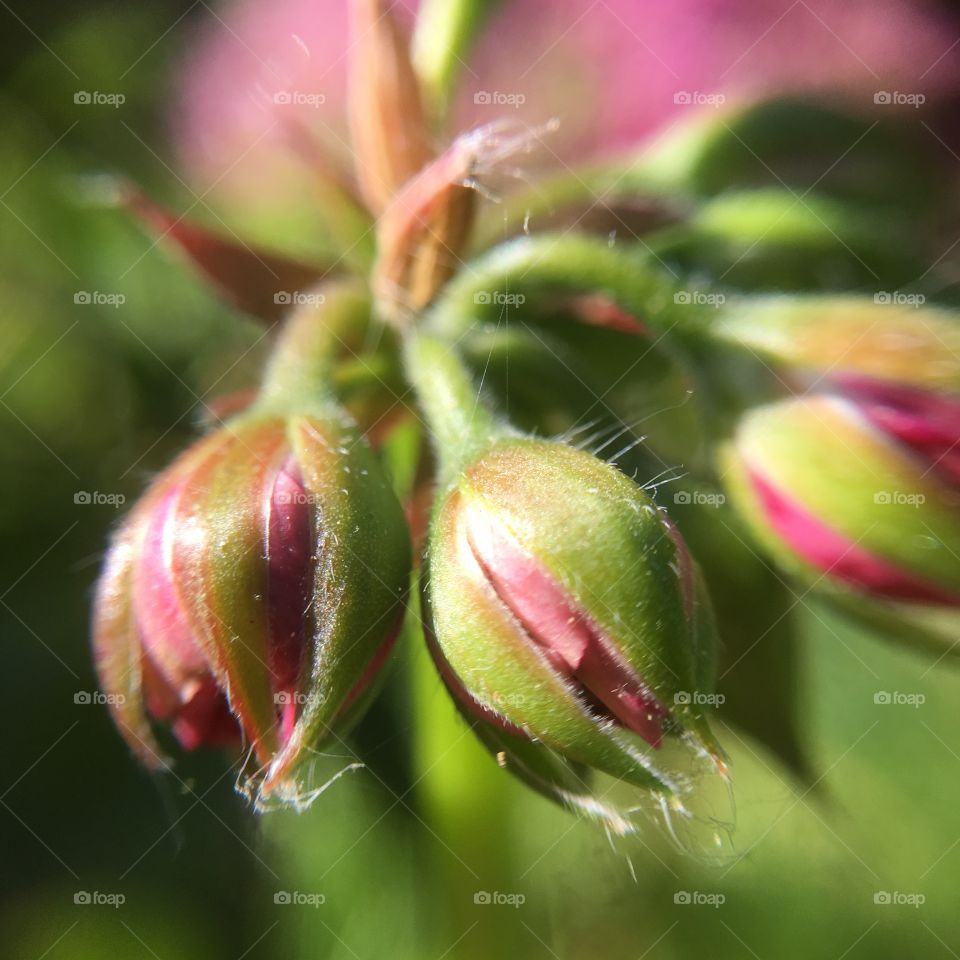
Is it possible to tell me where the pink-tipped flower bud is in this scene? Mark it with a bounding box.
[93,407,410,807]
[424,437,725,835]
[716,294,960,483]
[722,394,960,621]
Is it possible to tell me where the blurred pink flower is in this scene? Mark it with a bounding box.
[173,0,959,243]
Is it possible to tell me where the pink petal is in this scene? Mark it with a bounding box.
[458,0,960,158]
[170,676,243,749]
[466,506,668,747]
[133,477,242,748]
[838,374,960,486]
[264,455,313,740]
[173,0,960,214]
[749,467,960,605]
[134,478,210,693]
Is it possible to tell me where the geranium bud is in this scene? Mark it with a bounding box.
[714,295,960,479]
[348,0,432,213]
[715,295,960,386]
[374,121,555,321]
[836,373,960,487]
[93,407,410,807]
[424,437,725,834]
[721,394,960,609]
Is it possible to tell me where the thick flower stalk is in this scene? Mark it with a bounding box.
[93,284,411,806]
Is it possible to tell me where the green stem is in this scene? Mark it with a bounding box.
[472,158,692,251]
[402,330,504,482]
[427,233,714,343]
[257,281,370,410]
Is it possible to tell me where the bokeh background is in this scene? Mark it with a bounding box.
[3,1,960,957]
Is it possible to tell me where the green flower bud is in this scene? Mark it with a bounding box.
[424,436,727,837]
[721,394,960,653]
[93,285,412,808]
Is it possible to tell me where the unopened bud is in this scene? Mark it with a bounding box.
[348,0,432,213]
[93,407,410,807]
[424,437,726,835]
[722,394,960,609]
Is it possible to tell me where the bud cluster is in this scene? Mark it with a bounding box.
[89,0,960,838]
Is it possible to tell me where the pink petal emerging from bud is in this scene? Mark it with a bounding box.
[465,506,669,747]
[131,472,241,749]
[748,468,960,606]
[264,456,312,741]
[838,374,960,486]
[163,675,241,751]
